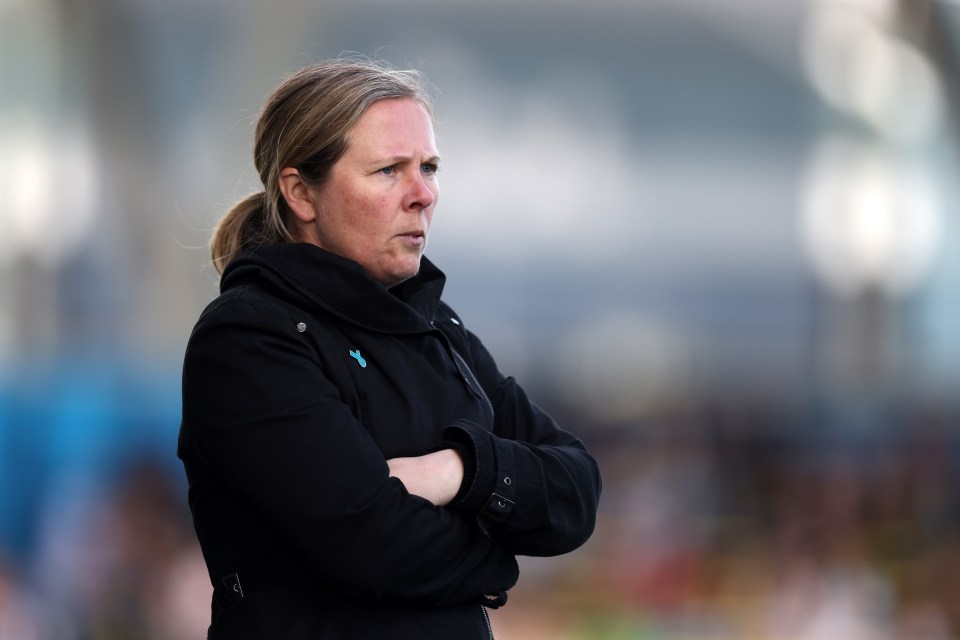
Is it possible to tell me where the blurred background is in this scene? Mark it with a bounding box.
[1,0,959,637]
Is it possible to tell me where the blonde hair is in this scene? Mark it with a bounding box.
[210,59,433,274]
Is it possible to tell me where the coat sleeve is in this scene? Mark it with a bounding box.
[442,326,602,557]
[180,295,518,605]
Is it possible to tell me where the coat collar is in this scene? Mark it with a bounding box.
[220,243,446,334]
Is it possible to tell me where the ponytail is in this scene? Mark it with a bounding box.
[210,191,291,274]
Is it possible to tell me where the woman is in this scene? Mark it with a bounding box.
[178,59,601,639]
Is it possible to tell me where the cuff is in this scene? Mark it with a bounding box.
[442,419,517,530]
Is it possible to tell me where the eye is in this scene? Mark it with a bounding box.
[421,163,438,176]
[379,165,396,176]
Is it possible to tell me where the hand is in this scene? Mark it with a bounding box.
[387,449,464,507]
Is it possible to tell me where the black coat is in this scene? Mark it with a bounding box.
[178,243,601,639]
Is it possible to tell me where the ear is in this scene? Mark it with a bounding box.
[278,167,317,223]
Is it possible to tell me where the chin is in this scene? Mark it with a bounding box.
[381,263,421,288]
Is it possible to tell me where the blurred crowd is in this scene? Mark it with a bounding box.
[494,394,960,640]
[0,460,208,640]
[2,388,957,640]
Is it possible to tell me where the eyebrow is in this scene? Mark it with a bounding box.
[371,154,441,167]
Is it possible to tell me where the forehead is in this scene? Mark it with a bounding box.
[346,98,437,155]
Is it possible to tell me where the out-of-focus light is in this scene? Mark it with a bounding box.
[0,118,99,267]
[801,2,945,144]
[3,124,56,265]
[800,138,942,297]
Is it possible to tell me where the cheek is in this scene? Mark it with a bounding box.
[368,194,398,227]
[334,185,400,238]
[335,189,387,231]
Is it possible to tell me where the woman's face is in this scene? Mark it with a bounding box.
[303,97,440,287]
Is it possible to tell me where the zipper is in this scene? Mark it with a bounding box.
[430,322,495,419]
[480,604,494,640]
[450,348,495,418]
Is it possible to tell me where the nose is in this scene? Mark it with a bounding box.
[405,172,436,212]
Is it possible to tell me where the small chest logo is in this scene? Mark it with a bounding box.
[349,349,367,368]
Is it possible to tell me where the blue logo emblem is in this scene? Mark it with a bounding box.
[349,349,367,368]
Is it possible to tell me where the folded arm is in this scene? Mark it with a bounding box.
[440,324,603,557]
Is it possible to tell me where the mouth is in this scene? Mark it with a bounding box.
[397,230,426,242]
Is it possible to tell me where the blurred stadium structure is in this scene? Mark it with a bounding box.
[2,0,960,637]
